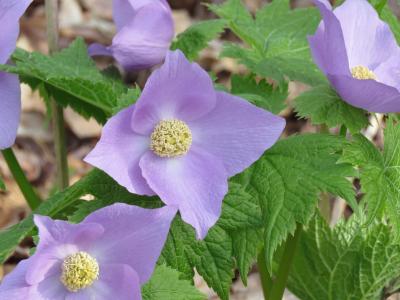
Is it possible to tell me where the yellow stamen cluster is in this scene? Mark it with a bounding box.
[150,119,192,157]
[60,251,99,292]
[351,65,377,80]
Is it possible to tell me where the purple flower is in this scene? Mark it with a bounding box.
[0,203,177,300]
[0,0,32,149]
[85,50,286,239]
[309,0,400,113]
[88,0,174,71]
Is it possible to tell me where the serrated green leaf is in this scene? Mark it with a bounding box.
[211,0,325,85]
[235,134,356,271]
[288,215,400,300]
[218,182,262,230]
[231,74,288,114]
[161,218,234,300]
[294,84,369,133]
[171,19,226,61]
[342,120,400,238]
[142,265,205,300]
[1,38,137,123]
[231,228,262,285]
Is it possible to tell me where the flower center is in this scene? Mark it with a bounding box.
[60,251,99,292]
[351,65,376,80]
[150,119,192,157]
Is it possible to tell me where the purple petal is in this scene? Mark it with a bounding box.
[33,274,68,299]
[328,73,400,113]
[82,203,177,284]
[309,0,350,76]
[0,72,21,150]
[131,50,216,135]
[333,0,398,69]
[88,43,113,58]
[0,260,33,300]
[106,2,173,70]
[33,215,104,250]
[139,147,228,239]
[84,105,155,195]
[66,264,141,300]
[189,91,285,177]
[112,0,160,31]
[374,50,400,90]
[0,0,32,64]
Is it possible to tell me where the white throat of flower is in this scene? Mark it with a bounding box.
[351,65,377,80]
[60,251,99,292]
[150,119,192,157]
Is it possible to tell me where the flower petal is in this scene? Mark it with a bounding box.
[0,0,32,64]
[33,274,68,300]
[309,0,350,76]
[0,260,34,300]
[373,50,400,90]
[333,0,398,69]
[112,0,166,31]
[131,50,217,135]
[328,73,400,113]
[0,72,21,149]
[87,43,113,58]
[66,264,142,300]
[189,92,285,177]
[84,105,154,195]
[82,203,177,284]
[106,2,173,70]
[140,147,228,239]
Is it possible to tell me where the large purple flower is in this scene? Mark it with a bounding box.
[0,0,32,149]
[85,50,286,239]
[88,0,174,71]
[0,203,177,300]
[309,0,400,113]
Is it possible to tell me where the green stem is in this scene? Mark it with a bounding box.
[45,0,69,190]
[269,225,303,300]
[258,248,274,300]
[2,148,41,210]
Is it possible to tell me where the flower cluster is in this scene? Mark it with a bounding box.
[7,0,399,298]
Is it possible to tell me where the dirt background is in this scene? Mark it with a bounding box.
[0,0,399,299]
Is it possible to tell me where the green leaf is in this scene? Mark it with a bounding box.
[171,19,226,61]
[231,74,288,114]
[342,120,400,238]
[211,0,325,85]
[231,228,262,285]
[294,84,369,133]
[235,134,356,271]
[288,215,400,300]
[160,218,234,300]
[142,265,205,300]
[1,38,137,123]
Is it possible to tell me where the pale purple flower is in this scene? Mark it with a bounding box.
[85,50,286,239]
[309,0,400,113]
[0,0,32,149]
[88,0,174,71]
[0,203,177,300]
